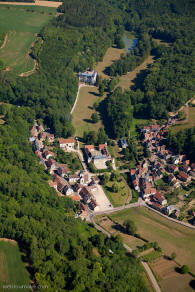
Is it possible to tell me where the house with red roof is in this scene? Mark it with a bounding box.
[30,126,38,137]
[37,124,44,133]
[177,171,189,182]
[57,164,69,177]
[49,181,58,191]
[74,183,83,193]
[43,150,55,160]
[59,138,75,149]
[180,164,191,173]
[168,174,175,183]
[80,187,92,203]
[191,163,195,171]
[34,139,44,151]
[35,150,44,161]
[150,201,163,211]
[46,158,59,174]
[153,192,167,206]
[70,195,81,201]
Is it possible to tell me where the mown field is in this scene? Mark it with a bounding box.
[0,240,30,292]
[0,5,56,74]
[110,207,195,272]
[95,46,125,79]
[72,46,125,137]
[72,86,104,137]
[118,55,155,91]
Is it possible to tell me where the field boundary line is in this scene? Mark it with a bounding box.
[0,238,17,245]
[0,34,8,49]
[145,205,195,229]
[0,1,62,7]
[19,59,38,77]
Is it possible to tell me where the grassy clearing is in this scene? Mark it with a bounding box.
[0,241,30,291]
[0,5,56,74]
[118,55,155,91]
[110,207,195,271]
[72,86,104,137]
[95,215,145,250]
[130,116,150,137]
[171,107,195,133]
[103,179,130,207]
[152,38,172,47]
[95,47,125,79]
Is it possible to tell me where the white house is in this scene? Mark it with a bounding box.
[59,138,75,150]
[64,185,74,196]
[69,174,80,184]
[78,70,97,85]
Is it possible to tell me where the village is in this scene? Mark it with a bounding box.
[29,120,114,219]
[130,117,195,219]
[28,69,195,224]
[29,114,195,224]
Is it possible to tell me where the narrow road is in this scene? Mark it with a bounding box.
[70,84,84,115]
[92,201,145,216]
[145,205,195,229]
[142,262,161,292]
[91,214,161,292]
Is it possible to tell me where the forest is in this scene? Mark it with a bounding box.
[167,127,195,162]
[0,103,149,291]
[0,0,194,135]
[103,0,195,137]
[107,33,153,76]
[0,0,194,290]
[107,87,133,138]
[0,0,118,137]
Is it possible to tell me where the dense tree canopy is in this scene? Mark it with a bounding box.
[0,1,117,137]
[167,127,195,162]
[106,0,195,119]
[107,87,133,138]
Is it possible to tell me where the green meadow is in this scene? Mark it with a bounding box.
[0,5,56,74]
[0,241,30,292]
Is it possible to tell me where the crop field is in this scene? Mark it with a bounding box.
[0,5,56,74]
[0,240,30,291]
[95,46,125,79]
[150,257,194,292]
[72,86,104,137]
[110,207,195,271]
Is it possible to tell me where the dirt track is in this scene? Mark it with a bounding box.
[0,34,8,49]
[0,1,62,7]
